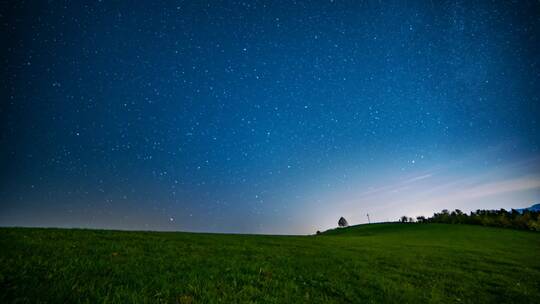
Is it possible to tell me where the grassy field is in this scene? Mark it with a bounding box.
[1,223,539,303]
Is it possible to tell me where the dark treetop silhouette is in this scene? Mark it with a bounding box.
[338,217,349,227]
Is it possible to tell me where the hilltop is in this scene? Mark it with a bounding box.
[516,203,540,213]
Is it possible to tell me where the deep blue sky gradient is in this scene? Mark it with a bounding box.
[1,1,539,234]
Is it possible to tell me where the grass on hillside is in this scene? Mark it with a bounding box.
[1,223,539,303]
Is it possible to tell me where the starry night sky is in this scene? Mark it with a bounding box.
[1,1,539,234]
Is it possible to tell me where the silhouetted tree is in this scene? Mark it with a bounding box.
[400,216,408,223]
[416,216,426,223]
[338,217,348,227]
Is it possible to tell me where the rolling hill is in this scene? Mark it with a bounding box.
[516,203,540,213]
[1,223,539,303]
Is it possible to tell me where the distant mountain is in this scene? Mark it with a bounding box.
[515,203,540,213]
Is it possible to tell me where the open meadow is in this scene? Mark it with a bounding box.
[1,223,539,303]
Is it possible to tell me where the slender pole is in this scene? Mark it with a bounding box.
[367,213,370,224]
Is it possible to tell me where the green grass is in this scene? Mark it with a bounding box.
[1,223,539,303]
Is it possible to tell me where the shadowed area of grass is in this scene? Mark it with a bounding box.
[1,223,539,303]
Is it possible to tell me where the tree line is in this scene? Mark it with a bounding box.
[400,208,540,231]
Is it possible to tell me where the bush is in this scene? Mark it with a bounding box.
[418,208,540,231]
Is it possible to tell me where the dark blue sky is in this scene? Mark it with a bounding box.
[1,1,539,234]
